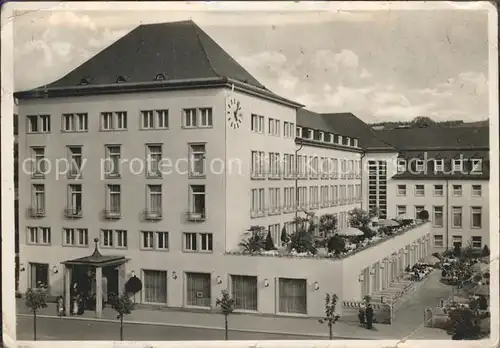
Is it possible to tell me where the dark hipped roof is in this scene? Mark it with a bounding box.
[320,113,396,151]
[43,20,264,89]
[296,108,341,135]
[374,126,489,151]
[15,21,302,107]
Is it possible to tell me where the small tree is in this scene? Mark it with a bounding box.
[110,293,135,341]
[453,244,462,258]
[215,290,235,340]
[25,287,48,341]
[318,293,340,340]
[418,209,429,221]
[264,229,277,251]
[280,225,289,246]
[319,214,337,237]
[238,226,266,253]
[481,245,490,257]
[290,228,317,254]
[327,234,345,255]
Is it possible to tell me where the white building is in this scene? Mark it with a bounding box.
[15,20,434,318]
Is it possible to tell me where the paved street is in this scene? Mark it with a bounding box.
[17,316,342,341]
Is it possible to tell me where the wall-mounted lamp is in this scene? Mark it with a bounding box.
[52,265,59,274]
[313,281,320,291]
[20,263,25,272]
[263,278,270,287]
[172,271,177,280]
[358,274,364,283]
[380,265,385,269]
[216,276,222,284]
[131,270,136,277]
[369,269,375,275]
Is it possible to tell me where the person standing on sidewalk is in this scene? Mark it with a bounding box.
[365,304,374,329]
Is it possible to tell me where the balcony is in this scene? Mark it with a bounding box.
[283,172,296,180]
[64,208,82,219]
[31,171,45,179]
[250,210,266,218]
[250,171,266,180]
[268,207,281,216]
[28,207,45,218]
[266,171,281,180]
[67,169,82,179]
[143,210,163,221]
[103,209,121,220]
[186,210,206,222]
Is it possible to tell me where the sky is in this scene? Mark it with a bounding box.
[12,6,491,123]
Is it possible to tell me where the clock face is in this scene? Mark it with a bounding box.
[226,96,243,129]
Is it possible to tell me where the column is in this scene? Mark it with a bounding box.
[95,266,103,318]
[64,265,72,316]
[117,264,125,295]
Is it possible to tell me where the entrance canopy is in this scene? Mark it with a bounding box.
[61,238,127,268]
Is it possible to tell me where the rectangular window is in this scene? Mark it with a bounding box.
[397,205,407,216]
[116,230,127,248]
[146,144,162,177]
[268,223,280,248]
[452,159,463,172]
[434,159,444,172]
[397,159,406,173]
[251,151,265,178]
[104,145,121,177]
[143,270,167,304]
[141,231,154,249]
[278,278,307,314]
[183,108,197,127]
[472,185,482,197]
[67,184,82,215]
[100,112,113,130]
[451,206,462,228]
[141,110,154,129]
[268,188,280,213]
[415,184,425,197]
[107,184,121,213]
[251,188,265,216]
[434,235,443,248]
[452,184,462,197]
[199,108,213,127]
[231,275,258,311]
[156,110,169,129]
[452,235,463,249]
[63,228,87,246]
[189,144,206,177]
[27,115,51,133]
[31,147,46,178]
[147,184,162,214]
[29,263,49,289]
[27,227,51,245]
[471,236,482,249]
[415,160,424,172]
[68,146,83,178]
[116,111,127,130]
[62,113,88,132]
[101,229,114,247]
[433,206,444,227]
[32,184,45,214]
[397,184,406,196]
[471,207,482,228]
[433,184,444,196]
[183,232,213,252]
[470,159,483,174]
[251,114,264,133]
[156,232,169,250]
[186,272,211,307]
[189,185,206,218]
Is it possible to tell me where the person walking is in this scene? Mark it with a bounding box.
[358,306,365,326]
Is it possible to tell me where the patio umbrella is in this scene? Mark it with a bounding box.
[471,262,489,273]
[473,284,489,297]
[423,255,440,265]
[337,227,364,237]
[379,219,400,227]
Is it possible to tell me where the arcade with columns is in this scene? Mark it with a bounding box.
[359,234,432,299]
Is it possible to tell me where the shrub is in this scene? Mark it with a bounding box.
[290,229,317,254]
[264,229,277,251]
[327,235,345,254]
[418,209,430,221]
[280,225,289,246]
[481,245,490,257]
[238,226,266,253]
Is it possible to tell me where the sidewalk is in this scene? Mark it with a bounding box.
[16,299,449,340]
